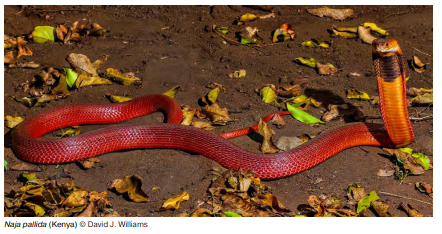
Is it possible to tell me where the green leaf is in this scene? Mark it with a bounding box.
[411,152,431,170]
[287,103,324,124]
[357,191,379,213]
[32,26,56,43]
[64,68,78,88]
[241,37,253,44]
[399,148,413,155]
[224,211,242,217]
[4,160,7,171]
[260,87,277,104]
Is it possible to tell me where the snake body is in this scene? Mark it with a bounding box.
[11,39,414,179]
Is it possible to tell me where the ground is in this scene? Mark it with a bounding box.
[4,5,433,217]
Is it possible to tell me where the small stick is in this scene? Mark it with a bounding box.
[410,116,433,121]
[379,191,433,205]
[212,25,276,48]
[412,47,432,57]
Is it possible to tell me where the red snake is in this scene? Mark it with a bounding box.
[11,39,414,179]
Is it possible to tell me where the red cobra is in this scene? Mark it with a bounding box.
[11,39,414,179]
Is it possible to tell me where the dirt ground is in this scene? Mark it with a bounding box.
[4,5,433,217]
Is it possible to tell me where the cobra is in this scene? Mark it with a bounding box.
[11,39,414,180]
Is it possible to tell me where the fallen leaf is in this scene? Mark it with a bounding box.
[377,169,395,177]
[287,102,324,124]
[415,182,433,197]
[271,113,285,127]
[160,191,190,211]
[32,26,56,43]
[361,23,389,36]
[16,37,33,58]
[347,89,371,100]
[75,73,113,88]
[410,55,428,73]
[105,93,132,103]
[190,208,214,217]
[333,25,358,33]
[181,105,196,126]
[61,190,89,208]
[64,68,78,88]
[316,62,338,75]
[5,115,24,129]
[275,136,303,151]
[24,202,46,217]
[78,158,100,169]
[272,23,295,43]
[399,202,423,217]
[4,51,15,64]
[4,36,17,49]
[358,25,377,44]
[9,61,40,69]
[295,57,316,68]
[223,211,242,217]
[322,104,340,122]
[201,103,231,125]
[76,202,97,217]
[347,183,366,201]
[237,13,260,25]
[331,26,358,38]
[67,53,107,77]
[214,26,229,34]
[411,93,433,105]
[229,69,246,79]
[109,175,149,202]
[371,200,394,217]
[357,191,379,213]
[260,86,277,103]
[240,27,261,44]
[302,40,330,48]
[370,96,380,105]
[88,23,108,36]
[191,121,214,130]
[12,96,37,108]
[258,119,279,154]
[10,163,41,172]
[399,148,432,170]
[207,87,220,104]
[163,85,181,98]
[275,84,303,98]
[56,24,68,41]
[307,6,354,20]
[105,68,141,86]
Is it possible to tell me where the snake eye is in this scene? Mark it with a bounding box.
[386,42,389,47]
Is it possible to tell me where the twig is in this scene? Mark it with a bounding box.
[410,115,433,121]
[379,191,433,205]
[383,11,410,19]
[412,47,432,57]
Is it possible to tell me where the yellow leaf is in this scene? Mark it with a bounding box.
[61,190,89,208]
[361,23,389,36]
[109,175,149,202]
[105,68,142,86]
[5,116,24,129]
[105,93,133,103]
[347,89,371,100]
[207,87,220,104]
[163,85,181,98]
[332,26,358,38]
[295,57,317,68]
[201,103,231,125]
[160,191,189,211]
[260,86,277,103]
[238,13,259,25]
[181,105,196,126]
[229,69,246,79]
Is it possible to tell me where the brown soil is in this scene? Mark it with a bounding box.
[4,5,433,217]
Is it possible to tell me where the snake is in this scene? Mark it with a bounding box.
[11,39,414,180]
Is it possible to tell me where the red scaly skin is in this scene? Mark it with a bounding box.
[11,40,413,180]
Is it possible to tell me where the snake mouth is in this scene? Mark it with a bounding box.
[373,39,399,53]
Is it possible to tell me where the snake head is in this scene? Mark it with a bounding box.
[372,39,401,55]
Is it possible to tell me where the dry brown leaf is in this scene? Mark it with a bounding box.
[316,62,338,75]
[258,119,279,154]
[400,202,423,217]
[76,73,112,88]
[191,121,214,130]
[358,26,377,44]
[307,6,354,20]
[190,208,213,217]
[201,103,231,125]
[412,93,433,105]
[4,51,15,64]
[415,182,433,197]
[229,69,246,79]
[61,190,89,208]
[271,113,285,127]
[76,202,97,217]
[109,175,149,202]
[411,55,428,73]
[78,158,100,169]
[276,84,303,98]
[371,200,394,217]
[377,169,395,177]
[67,53,107,77]
[275,136,303,152]
[88,23,107,36]
[56,24,68,41]
[322,104,340,122]
[16,37,33,58]
[370,96,380,105]
[160,191,189,211]
[331,26,358,38]
[10,163,41,172]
